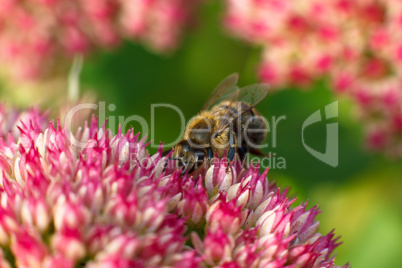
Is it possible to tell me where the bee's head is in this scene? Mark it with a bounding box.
[173,140,205,175]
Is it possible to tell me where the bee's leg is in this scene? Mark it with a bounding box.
[238,147,248,162]
[227,131,236,172]
[162,158,168,172]
[162,147,174,172]
[208,147,214,162]
[162,148,173,156]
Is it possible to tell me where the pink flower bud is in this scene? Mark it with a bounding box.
[12,230,48,268]
[207,195,242,234]
[202,228,235,266]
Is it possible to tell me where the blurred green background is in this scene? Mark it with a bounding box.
[2,2,402,267]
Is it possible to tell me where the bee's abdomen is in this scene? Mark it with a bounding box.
[242,108,267,148]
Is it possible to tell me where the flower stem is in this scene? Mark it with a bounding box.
[68,54,83,103]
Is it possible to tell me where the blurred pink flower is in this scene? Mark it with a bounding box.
[0,107,348,267]
[0,0,202,80]
[224,0,402,158]
[0,104,48,140]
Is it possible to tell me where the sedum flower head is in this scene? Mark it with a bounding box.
[0,0,202,80]
[0,107,348,267]
[223,0,402,158]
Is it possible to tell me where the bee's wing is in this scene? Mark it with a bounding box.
[202,73,240,111]
[214,83,270,135]
[236,83,270,107]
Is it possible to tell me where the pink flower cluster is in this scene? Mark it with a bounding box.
[0,0,201,80]
[0,107,348,267]
[0,105,48,140]
[224,0,402,157]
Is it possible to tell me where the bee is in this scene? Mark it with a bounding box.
[167,73,270,174]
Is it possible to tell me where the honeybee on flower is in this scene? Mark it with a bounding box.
[168,74,270,174]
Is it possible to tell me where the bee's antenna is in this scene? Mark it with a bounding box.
[168,157,181,161]
[181,165,188,176]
